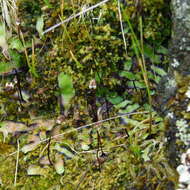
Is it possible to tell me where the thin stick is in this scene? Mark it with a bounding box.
[42,0,110,34]
[47,136,53,166]
[14,139,20,186]
[38,111,149,144]
[78,143,127,155]
[117,0,127,55]
[96,130,104,171]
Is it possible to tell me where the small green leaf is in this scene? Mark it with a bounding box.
[58,73,74,91]
[54,143,76,159]
[151,65,167,76]
[96,87,109,97]
[143,103,153,111]
[0,52,22,76]
[127,81,146,89]
[114,100,131,109]
[156,45,168,55]
[58,73,75,110]
[9,38,24,51]
[120,103,140,113]
[43,0,53,8]
[144,45,161,63]
[144,44,154,59]
[36,15,44,37]
[124,59,132,71]
[107,95,123,105]
[0,62,16,75]
[9,50,22,65]
[147,71,161,84]
[120,71,136,80]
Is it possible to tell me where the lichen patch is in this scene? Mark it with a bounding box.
[167,78,177,89]
[167,112,174,119]
[186,87,190,98]
[187,104,190,112]
[176,119,190,145]
[177,149,190,189]
[171,58,180,68]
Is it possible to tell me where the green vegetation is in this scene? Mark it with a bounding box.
[0,0,177,189]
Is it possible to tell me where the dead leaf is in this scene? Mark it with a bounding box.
[39,156,51,165]
[27,134,41,143]
[54,143,76,159]
[27,165,47,176]
[0,121,27,141]
[32,119,55,131]
[54,153,64,175]
[51,125,62,141]
[21,142,40,154]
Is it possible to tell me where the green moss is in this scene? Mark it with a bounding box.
[0,0,174,189]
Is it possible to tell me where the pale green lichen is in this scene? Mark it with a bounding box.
[176,119,190,145]
[167,112,174,119]
[172,0,190,20]
[187,104,190,112]
[177,149,190,190]
[176,119,188,129]
[167,78,177,89]
[171,58,180,68]
[186,87,190,98]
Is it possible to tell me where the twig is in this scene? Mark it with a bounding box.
[42,0,110,34]
[47,136,53,166]
[13,68,24,108]
[96,130,104,171]
[78,143,127,155]
[14,139,20,186]
[117,0,127,55]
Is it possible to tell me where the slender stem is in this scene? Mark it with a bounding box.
[42,0,110,34]
[139,16,152,132]
[117,0,127,56]
[14,139,20,186]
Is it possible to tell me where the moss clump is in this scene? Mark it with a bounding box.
[0,0,174,189]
